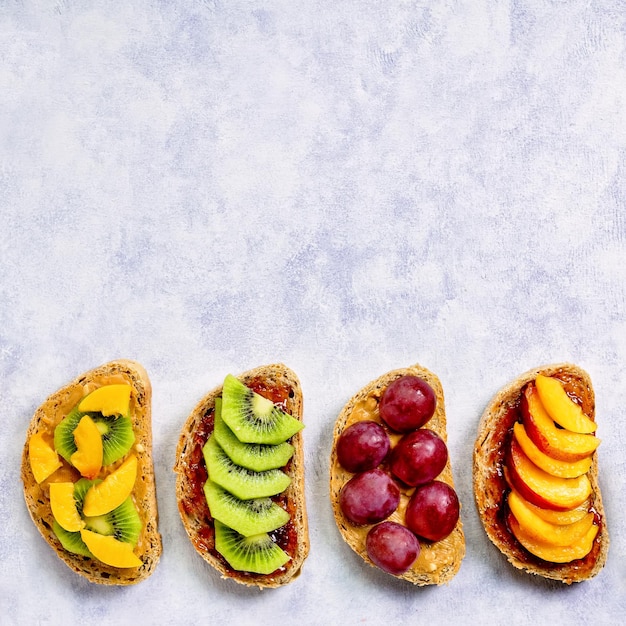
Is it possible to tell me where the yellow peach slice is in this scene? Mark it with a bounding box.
[513,422,592,478]
[79,529,142,568]
[507,512,598,563]
[82,455,137,517]
[49,482,85,532]
[29,432,62,484]
[78,384,132,417]
[507,490,594,546]
[70,415,103,479]
[508,487,590,525]
[535,375,596,434]
[521,385,600,462]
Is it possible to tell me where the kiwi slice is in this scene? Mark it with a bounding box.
[203,479,290,536]
[220,374,303,445]
[214,520,290,575]
[203,435,291,500]
[54,408,135,466]
[51,478,142,557]
[213,398,295,471]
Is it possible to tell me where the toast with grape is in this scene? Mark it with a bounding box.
[174,364,309,588]
[473,363,608,583]
[330,364,465,585]
[21,360,162,585]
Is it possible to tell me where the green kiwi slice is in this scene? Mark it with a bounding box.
[220,374,303,445]
[213,398,295,471]
[54,408,135,467]
[51,478,142,556]
[214,520,290,574]
[203,435,291,500]
[203,479,290,536]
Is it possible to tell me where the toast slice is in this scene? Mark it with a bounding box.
[21,360,162,585]
[473,363,609,583]
[173,363,309,588]
[330,364,465,585]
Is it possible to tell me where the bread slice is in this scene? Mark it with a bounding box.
[173,363,309,588]
[330,364,465,585]
[21,359,162,585]
[473,363,609,583]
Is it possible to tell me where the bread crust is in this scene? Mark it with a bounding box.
[330,364,465,585]
[21,359,162,585]
[173,363,309,588]
[473,363,609,583]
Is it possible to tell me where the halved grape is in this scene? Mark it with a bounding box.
[337,421,390,473]
[366,521,420,576]
[379,375,436,432]
[339,469,400,526]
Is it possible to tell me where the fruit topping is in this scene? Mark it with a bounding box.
[339,468,400,526]
[49,482,85,532]
[78,384,132,417]
[336,420,391,473]
[405,480,460,542]
[366,521,420,576]
[28,431,62,484]
[80,529,142,568]
[82,454,138,517]
[379,375,436,432]
[70,415,103,479]
[389,429,448,487]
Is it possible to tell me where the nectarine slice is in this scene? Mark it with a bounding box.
[506,439,592,511]
[82,454,137,517]
[508,487,590,525]
[535,375,596,434]
[521,385,600,463]
[29,432,62,484]
[70,415,103,479]
[80,529,142,568]
[78,384,132,417]
[507,511,598,563]
[49,482,85,532]
[507,490,594,547]
[513,422,592,478]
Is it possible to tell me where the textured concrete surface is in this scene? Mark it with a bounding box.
[1,2,625,624]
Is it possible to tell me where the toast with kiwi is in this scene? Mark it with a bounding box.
[330,364,465,585]
[21,360,162,585]
[473,363,608,583]
[174,364,309,588]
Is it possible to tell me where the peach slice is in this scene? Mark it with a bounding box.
[70,415,103,479]
[512,422,592,478]
[521,385,600,463]
[82,454,137,517]
[505,438,592,511]
[79,529,142,568]
[29,432,62,484]
[78,384,132,417]
[507,511,598,563]
[508,487,590,526]
[49,482,85,532]
[535,375,596,434]
[507,490,594,547]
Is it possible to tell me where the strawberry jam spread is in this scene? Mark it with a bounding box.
[485,372,603,579]
[180,377,298,578]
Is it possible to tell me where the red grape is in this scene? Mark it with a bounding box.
[389,429,448,486]
[366,521,420,576]
[405,480,460,542]
[339,468,400,525]
[337,420,391,473]
[379,375,436,432]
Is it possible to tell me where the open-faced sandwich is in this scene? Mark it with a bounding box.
[21,360,162,585]
[473,363,608,583]
[174,364,309,588]
[330,364,465,585]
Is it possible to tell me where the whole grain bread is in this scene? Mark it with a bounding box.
[473,363,609,583]
[330,364,465,585]
[21,359,162,585]
[173,363,309,588]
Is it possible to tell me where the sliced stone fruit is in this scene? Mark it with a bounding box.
[80,529,142,568]
[70,415,103,479]
[221,374,303,445]
[78,384,132,417]
[82,454,137,517]
[214,520,290,574]
[29,431,62,484]
[49,482,85,532]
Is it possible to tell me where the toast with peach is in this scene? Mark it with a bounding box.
[21,360,162,585]
[473,363,608,583]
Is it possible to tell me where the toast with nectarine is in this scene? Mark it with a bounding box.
[21,360,162,585]
[473,363,608,583]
